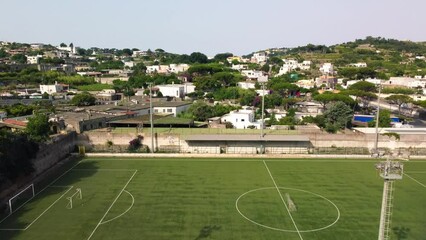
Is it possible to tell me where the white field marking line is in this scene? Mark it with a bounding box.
[87,170,138,240]
[405,171,426,174]
[263,160,304,240]
[23,186,74,230]
[72,168,136,172]
[85,158,381,163]
[0,186,74,231]
[404,173,426,188]
[100,190,135,225]
[235,187,341,232]
[49,185,72,188]
[0,161,81,225]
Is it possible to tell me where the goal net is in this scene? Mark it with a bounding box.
[285,193,297,212]
[8,184,35,214]
[66,188,82,209]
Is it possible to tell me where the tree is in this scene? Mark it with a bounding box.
[70,92,96,106]
[368,109,391,128]
[26,113,50,142]
[186,101,214,121]
[313,93,356,109]
[323,101,353,133]
[385,95,412,115]
[122,48,132,56]
[0,48,9,58]
[0,130,38,182]
[213,53,233,62]
[348,81,377,92]
[189,52,208,64]
[60,43,67,47]
[11,54,27,64]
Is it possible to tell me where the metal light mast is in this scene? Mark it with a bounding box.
[373,82,404,240]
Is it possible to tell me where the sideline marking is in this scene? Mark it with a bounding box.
[404,173,426,188]
[100,190,135,225]
[235,187,340,232]
[263,160,304,240]
[87,170,138,240]
[84,158,383,163]
[72,168,136,172]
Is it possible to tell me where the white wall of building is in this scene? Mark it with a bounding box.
[157,85,185,98]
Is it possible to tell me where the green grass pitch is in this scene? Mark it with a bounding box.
[1,158,425,239]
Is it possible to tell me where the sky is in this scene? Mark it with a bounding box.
[1,0,426,56]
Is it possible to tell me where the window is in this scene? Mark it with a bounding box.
[167,109,173,113]
[241,119,245,122]
[155,109,159,113]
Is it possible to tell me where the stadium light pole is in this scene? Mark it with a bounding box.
[147,82,154,153]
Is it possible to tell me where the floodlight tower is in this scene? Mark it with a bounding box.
[375,157,403,240]
[373,82,404,240]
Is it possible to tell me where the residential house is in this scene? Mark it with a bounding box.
[157,84,185,98]
[241,70,264,80]
[95,89,121,101]
[319,63,334,75]
[296,79,315,89]
[146,65,169,74]
[169,64,189,74]
[383,77,426,89]
[349,62,367,68]
[220,107,261,129]
[26,55,43,64]
[231,64,248,71]
[153,101,192,117]
[315,76,337,89]
[238,81,256,89]
[251,52,268,64]
[226,56,243,63]
[40,81,69,94]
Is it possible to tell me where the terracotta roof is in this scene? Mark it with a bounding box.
[3,119,27,127]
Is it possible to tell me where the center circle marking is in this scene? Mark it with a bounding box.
[235,187,340,232]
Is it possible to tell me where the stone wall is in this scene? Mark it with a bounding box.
[33,132,78,175]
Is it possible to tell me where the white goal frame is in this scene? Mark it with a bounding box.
[66,188,82,209]
[8,184,35,214]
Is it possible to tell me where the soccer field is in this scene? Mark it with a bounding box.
[1,157,425,240]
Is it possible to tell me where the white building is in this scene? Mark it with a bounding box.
[146,65,169,74]
[349,62,367,68]
[241,70,264,79]
[251,52,268,64]
[169,64,189,74]
[277,60,311,76]
[40,81,65,94]
[26,55,43,64]
[384,77,426,89]
[319,63,334,75]
[153,102,192,117]
[231,64,248,71]
[156,84,185,98]
[57,45,77,54]
[123,61,135,68]
[183,83,196,95]
[238,81,256,89]
[220,107,261,129]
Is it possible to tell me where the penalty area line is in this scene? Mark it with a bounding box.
[87,170,138,240]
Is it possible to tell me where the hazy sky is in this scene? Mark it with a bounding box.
[1,0,425,56]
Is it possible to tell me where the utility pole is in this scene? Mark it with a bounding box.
[147,82,154,153]
[374,83,382,155]
[261,82,265,138]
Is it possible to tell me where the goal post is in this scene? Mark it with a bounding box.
[66,188,82,209]
[8,184,35,214]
